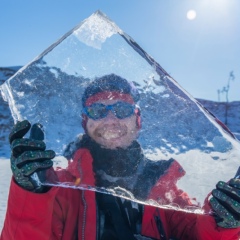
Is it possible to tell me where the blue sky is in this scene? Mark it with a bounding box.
[1,0,239,101]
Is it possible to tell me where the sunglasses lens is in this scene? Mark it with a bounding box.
[85,103,108,119]
[113,102,134,119]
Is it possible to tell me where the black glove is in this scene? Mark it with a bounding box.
[210,179,240,228]
[9,120,55,193]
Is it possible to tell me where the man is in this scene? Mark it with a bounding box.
[1,74,240,239]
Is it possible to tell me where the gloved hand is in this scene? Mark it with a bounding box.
[9,120,55,193]
[210,179,240,228]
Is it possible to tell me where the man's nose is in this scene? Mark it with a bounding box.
[105,110,117,120]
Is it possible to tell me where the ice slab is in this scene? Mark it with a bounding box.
[1,11,240,213]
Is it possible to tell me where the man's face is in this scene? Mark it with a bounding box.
[86,99,139,149]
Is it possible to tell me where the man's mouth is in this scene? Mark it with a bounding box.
[96,125,127,140]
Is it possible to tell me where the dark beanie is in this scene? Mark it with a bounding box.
[82,74,140,107]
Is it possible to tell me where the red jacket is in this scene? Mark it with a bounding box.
[1,148,240,240]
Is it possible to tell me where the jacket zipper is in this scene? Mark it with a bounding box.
[154,215,167,240]
[81,191,87,240]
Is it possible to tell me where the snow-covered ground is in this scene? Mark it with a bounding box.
[0,158,11,232]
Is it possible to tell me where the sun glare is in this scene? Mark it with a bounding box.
[187,10,197,20]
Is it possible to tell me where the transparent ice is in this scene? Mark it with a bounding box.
[1,11,240,213]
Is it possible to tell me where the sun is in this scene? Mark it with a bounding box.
[187,10,197,20]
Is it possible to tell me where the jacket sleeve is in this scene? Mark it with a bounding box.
[164,208,240,240]
[0,178,59,240]
[142,205,240,240]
